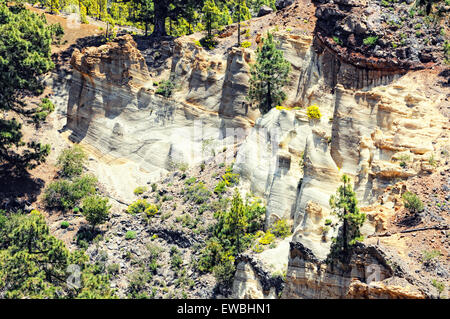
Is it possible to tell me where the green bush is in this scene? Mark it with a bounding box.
[60,221,70,229]
[184,177,197,185]
[184,182,212,204]
[155,79,175,98]
[212,254,235,287]
[127,199,151,215]
[258,230,275,245]
[306,105,321,120]
[363,36,378,46]
[44,174,97,211]
[145,204,158,217]
[270,219,291,239]
[133,186,147,196]
[222,164,240,186]
[422,249,441,263]
[81,195,111,228]
[32,98,55,123]
[240,41,251,48]
[214,180,227,195]
[57,145,87,178]
[170,247,183,270]
[107,263,120,275]
[332,36,342,45]
[125,231,137,240]
[199,35,218,50]
[402,191,424,214]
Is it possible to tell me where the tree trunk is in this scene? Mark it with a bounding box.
[145,23,148,37]
[343,215,348,253]
[207,12,211,38]
[151,0,168,37]
[237,0,241,45]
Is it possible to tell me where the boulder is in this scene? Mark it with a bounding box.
[275,0,294,10]
[257,5,273,17]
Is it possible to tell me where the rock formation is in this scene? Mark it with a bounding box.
[62,2,449,299]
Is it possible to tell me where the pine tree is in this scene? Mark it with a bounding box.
[247,32,290,114]
[0,210,115,298]
[329,175,366,259]
[202,0,221,38]
[0,4,57,172]
[226,189,248,254]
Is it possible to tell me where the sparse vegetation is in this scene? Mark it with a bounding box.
[57,145,87,178]
[81,195,111,229]
[155,79,175,98]
[125,231,137,240]
[306,105,322,120]
[270,219,291,239]
[363,36,378,46]
[402,191,424,215]
[44,174,98,211]
[134,186,148,196]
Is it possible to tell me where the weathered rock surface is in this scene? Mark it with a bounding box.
[313,0,447,68]
[67,35,253,201]
[282,242,427,299]
[63,23,449,300]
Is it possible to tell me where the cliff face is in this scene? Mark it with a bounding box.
[66,35,258,201]
[282,242,427,299]
[63,9,449,298]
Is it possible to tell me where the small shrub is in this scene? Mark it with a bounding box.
[270,219,291,239]
[332,36,342,45]
[33,97,55,123]
[240,41,251,48]
[422,249,441,263]
[125,231,137,240]
[44,174,97,211]
[184,182,211,204]
[133,186,147,196]
[155,79,175,98]
[432,280,445,298]
[178,162,189,172]
[214,180,227,195]
[144,204,158,217]
[402,191,424,214]
[151,183,157,192]
[363,36,378,46]
[199,35,218,50]
[57,145,87,178]
[127,199,150,215]
[428,154,437,167]
[81,195,111,228]
[60,221,70,229]
[184,177,197,185]
[162,195,173,202]
[258,230,275,245]
[170,248,183,270]
[306,105,322,120]
[212,255,235,287]
[107,263,120,275]
[222,165,239,186]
